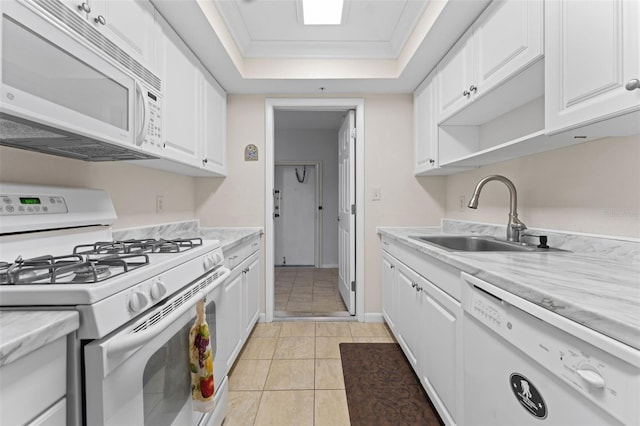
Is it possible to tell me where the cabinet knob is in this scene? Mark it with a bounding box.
[202,158,208,165]
[626,79,640,91]
[77,2,91,13]
[94,15,106,25]
[429,158,435,165]
[463,89,471,97]
[469,84,478,93]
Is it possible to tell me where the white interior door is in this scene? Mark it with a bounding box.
[338,110,356,315]
[274,165,316,266]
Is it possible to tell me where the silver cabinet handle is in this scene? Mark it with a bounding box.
[78,2,91,13]
[411,282,417,288]
[463,89,471,97]
[626,79,640,91]
[390,265,395,269]
[94,15,106,25]
[416,286,423,292]
[469,84,478,93]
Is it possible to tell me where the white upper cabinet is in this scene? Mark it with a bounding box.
[437,0,543,123]
[437,31,474,121]
[414,70,439,174]
[545,0,640,134]
[472,0,543,97]
[58,0,157,71]
[201,68,228,175]
[160,15,201,167]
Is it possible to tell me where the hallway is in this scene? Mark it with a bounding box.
[274,267,347,316]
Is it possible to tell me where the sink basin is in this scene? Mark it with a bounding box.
[410,235,552,252]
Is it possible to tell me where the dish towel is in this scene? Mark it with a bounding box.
[189,299,215,412]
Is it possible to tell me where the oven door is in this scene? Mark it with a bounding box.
[0,0,152,158]
[84,267,230,426]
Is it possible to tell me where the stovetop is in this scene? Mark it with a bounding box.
[0,238,204,285]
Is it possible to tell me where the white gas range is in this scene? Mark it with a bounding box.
[0,183,230,426]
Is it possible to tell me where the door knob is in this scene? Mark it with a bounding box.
[625,79,640,91]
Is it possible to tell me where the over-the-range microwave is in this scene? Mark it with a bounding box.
[0,0,162,161]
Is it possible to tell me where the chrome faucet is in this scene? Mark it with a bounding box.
[467,175,527,242]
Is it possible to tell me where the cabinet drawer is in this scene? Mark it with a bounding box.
[224,237,261,270]
[0,336,67,425]
[382,236,461,301]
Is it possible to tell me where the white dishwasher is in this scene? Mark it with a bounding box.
[461,272,640,425]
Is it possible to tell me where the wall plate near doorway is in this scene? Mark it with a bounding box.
[245,144,259,161]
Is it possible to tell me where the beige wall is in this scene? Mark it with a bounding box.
[0,146,196,229]
[193,94,448,315]
[195,95,266,227]
[445,135,640,238]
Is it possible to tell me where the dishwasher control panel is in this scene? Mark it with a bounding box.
[463,275,640,425]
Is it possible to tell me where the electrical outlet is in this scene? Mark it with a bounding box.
[458,195,466,212]
[372,187,381,201]
[156,195,164,213]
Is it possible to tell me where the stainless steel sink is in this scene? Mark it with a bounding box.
[410,235,555,252]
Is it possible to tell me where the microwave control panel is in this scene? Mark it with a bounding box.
[144,90,162,150]
[0,194,68,215]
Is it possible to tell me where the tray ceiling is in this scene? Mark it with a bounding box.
[215,0,430,59]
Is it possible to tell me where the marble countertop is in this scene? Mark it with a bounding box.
[199,227,263,251]
[378,227,640,351]
[0,310,79,367]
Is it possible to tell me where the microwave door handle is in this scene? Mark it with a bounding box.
[105,266,230,357]
[134,82,148,147]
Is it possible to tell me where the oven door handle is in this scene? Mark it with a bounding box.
[106,266,231,358]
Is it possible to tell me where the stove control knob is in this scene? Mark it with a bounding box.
[212,252,223,265]
[203,255,215,270]
[150,280,167,301]
[128,292,148,313]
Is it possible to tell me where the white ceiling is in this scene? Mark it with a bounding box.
[215,0,429,59]
[151,0,492,94]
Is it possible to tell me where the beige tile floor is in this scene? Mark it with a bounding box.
[223,321,395,426]
[274,267,347,315]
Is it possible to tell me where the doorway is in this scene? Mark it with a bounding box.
[265,98,365,322]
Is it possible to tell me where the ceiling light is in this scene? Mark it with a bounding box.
[302,0,344,25]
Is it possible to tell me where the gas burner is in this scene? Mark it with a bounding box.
[72,238,203,256]
[0,254,83,285]
[73,263,111,281]
[0,253,150,285]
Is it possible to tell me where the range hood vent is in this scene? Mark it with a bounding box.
[0,115,157,161]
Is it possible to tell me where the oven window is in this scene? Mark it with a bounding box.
[143,300,217,426]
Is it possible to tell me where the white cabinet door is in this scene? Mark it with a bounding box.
[421,279,462,424]
[221,271,244,374]
[414,70,439,174]
[243,253,261,337]
[473,0,543,95]
[545,0,640,133]
[91,0,157,70]
[395,262,425,373]
[160,16,201,167]
[202,69,227,176]
[381,251,396,332]
[438,0,543,123]
[437,31,474,121]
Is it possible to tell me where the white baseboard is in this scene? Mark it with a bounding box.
[258,313,267,323]
[364,312,384,323]
[321,264,338,268]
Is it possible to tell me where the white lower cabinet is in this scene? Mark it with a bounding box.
[220,236,262,373]
[220,270,243,375]
[420,275,462,426]
[243,252,261,338]
[0,336,67,425]
[381,238,462,425]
